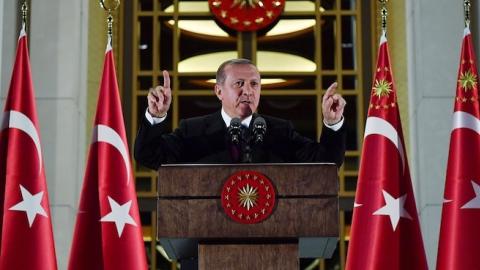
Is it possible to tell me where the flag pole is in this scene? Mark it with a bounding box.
[21,0,28,27]
[379,0,388,36]
[464,0,471,28]
[99,0,120,44]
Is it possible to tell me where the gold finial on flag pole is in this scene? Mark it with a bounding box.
[464,0,471,28]
[100,0,120,42]
[379,0,388,35]
[21,0,28,26]
[378,0,388,34]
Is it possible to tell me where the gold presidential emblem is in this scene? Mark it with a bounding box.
[458,69,478,91]
[373,79,393,98]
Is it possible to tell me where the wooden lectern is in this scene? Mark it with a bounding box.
[157,163,339,269]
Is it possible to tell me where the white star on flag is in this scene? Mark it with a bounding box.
[373,190,412,231]
[9,184,48,227]
[461,180,480,209]
[100,196,137,237]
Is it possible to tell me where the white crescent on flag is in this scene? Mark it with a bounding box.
[452,111,480,134]
[1,110,43,175]
[447,111,480,205]
[93,124,131,184]
[364,116,406,173]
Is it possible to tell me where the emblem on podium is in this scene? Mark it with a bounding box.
[221,170,276,224]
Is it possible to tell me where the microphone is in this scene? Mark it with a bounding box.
[253,116,267,144]
[228,117,242,144]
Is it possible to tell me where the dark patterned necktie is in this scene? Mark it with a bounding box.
[230,143,241,162]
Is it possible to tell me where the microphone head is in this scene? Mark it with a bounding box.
[228,117,242,144]
[230,117,242,128]
[253,116,266,144]
[253,116,266,129]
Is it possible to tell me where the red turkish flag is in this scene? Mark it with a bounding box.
[345,33,427,270]
[0,25,57,269]
[437,27,480,270]
[68,39,147,270]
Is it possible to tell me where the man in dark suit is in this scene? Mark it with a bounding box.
[134,59,346,169]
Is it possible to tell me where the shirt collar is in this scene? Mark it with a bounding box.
[221,108,252,127]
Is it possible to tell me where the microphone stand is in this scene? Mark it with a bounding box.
[230,116,267,163]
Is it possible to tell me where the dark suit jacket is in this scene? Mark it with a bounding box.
[134,111,346,170]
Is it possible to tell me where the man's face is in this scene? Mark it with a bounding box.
[215,64,261,120]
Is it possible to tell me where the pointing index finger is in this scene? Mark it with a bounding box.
[323,82,338,102]
[163,70,171,89]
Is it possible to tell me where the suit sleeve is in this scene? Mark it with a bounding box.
[317,124,346,167]
[133,116,187,170]
[287,121,346,167]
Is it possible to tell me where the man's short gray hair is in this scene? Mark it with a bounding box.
[216,58,257,85]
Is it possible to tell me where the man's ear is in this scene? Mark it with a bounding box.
[214,84,222,100]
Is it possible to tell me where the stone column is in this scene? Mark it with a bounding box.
[406,0,463,268]
[29,1,89,268]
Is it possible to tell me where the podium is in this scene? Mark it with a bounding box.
[157,163,339,269]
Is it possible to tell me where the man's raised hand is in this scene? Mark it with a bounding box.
[147,70,172,118]
[322,82,346,125]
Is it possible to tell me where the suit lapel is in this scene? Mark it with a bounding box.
[205,111,226,135]
[202,111,234,162]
